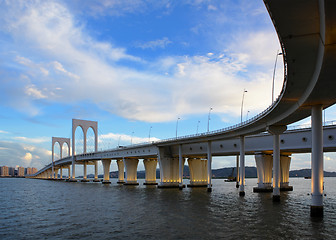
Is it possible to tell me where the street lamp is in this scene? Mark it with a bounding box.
[196,120,200,134]
[272,50,283,103]
[207,107,213,132]
[148,126,152,142]
[176,117,180,138]
[241,89,247,123]
[131,131,134,145]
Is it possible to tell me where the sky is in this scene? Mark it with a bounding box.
[0,0,335,175]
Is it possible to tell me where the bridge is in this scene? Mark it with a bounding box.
[28,0,336,218]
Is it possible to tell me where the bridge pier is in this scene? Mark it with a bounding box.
[236,155,240,188]
[254,154,293,193]
[143,159,158,185]
[69,156,77,182]
[280,155,293,191]
[116,159,125,184]
[178,145,185,189]
[124,158,139,185]
[311,105,324,217]
[187,158,208,187]
[254,154,273,192]
[102,160,111,184]
[59,167,63,179]
[54,168,59,180]
[239,136,245,196]
[268,125,287,202]
[207,141,212,192]
[158,147,179,188]
[67,165,71,180]
[81,162,89,182]
[93,161,100,182]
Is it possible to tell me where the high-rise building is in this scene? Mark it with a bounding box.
[32,168,38,174]
[0,166,9,176]
[26,167,33,175]
[8,167,15,176]
[17,167,25,177]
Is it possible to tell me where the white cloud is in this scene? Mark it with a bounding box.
[25,84,47,99]
[13,136,49,144]
[52,61,79,79]
[0,140,51,169]
[136,37,172,50]
[0,130,9,134]
[22,152,33,163]
[0,0,284,123]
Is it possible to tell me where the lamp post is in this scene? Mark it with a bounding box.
[131,131,134,145]
[148,126,152,142]
[241,89,247,123]
[196,120,200,134]
[207,107,213,133]
[176,117,180,138]
[272,50,283,103]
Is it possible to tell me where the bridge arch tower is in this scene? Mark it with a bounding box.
[52,137,71,179]
[71,119,98,181]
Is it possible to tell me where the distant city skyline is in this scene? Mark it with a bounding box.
[0,0,335,175]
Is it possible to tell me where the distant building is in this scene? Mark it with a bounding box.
[17,167,25,177]
[8,167,15,176]
[26,167,32,175]
[32,168,38,174]
[0,166,9,176]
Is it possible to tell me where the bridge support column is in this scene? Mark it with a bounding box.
[81,162,89,182]
[124,158,139,185]
[178,145,185,189]
[253,154,273,192]
[69,157,77,182]
[47,170,51,179]
[280,155,293,191]
[207,141,212,192]
[52,164,55,179]
[116,159,125,184]
[102,160,111,184]
[67,165,71,180]
[236,155,240,188]
[187,158,208,187]
[54,168,59,180]
[143,159,158,185]
[60,168,63,179]
[239,136,245,196]
[268,125,287,202]
[157,147,179,188]
[93,161,100,182]
[311,105,324,217]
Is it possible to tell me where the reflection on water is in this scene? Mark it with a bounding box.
[1,178,336,239]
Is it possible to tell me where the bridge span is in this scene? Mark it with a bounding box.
[28,0,336,218]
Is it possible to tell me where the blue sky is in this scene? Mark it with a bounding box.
[0,0,335,175]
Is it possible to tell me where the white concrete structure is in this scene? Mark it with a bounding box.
[267,125,287,201]
[124,158,139,185]
[71,119,98,182]
[254,154,273,191]
[143,159,158,185]
[187,158,207,187]
[102,160,111,184]
[52,137,70,179]
[116,159,125,183]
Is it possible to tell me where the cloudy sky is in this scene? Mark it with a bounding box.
[0,0,335,175]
